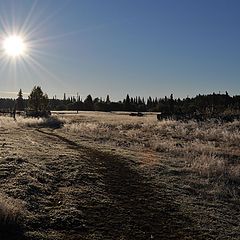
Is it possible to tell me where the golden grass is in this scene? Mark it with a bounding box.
[0,112,239,239]
[1,112,239,197]
[62,112,240,190]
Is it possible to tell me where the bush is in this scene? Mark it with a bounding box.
[17,116,65,129]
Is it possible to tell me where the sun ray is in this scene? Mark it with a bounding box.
[20,0,39,34]
[26,0,72,38]
[0,0,80,97]
[0,15,10,35]
[0,58,11,73]
[27,23,110,46]
[25,54,63,85]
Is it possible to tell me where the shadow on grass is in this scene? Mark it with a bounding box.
[36,128,79,147]
[0,222,26,240]
[36,129,201,239]
[0,194,26,240]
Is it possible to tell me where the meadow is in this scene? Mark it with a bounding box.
[62,111,240,195]
[0,112,239,239]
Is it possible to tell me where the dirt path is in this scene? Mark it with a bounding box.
[31,129,201,240]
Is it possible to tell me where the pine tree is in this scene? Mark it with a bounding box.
[84,94,94,110]
[106,95,111,103]
[28,86,49,112]
[16,89,25,111]
[125,94,131,111]
[169,94,174,113]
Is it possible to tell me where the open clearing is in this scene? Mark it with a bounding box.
[0,112,239,239]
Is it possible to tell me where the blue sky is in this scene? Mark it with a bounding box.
[0,0,239,100]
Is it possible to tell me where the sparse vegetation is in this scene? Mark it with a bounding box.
[0,112,239,239]
[63,112,240,198]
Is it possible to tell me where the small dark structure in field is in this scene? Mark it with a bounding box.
[129,112,144,117]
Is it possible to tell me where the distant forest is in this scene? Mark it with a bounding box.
[0,91,240,115]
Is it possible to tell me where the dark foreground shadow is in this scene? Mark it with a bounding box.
[36,129,202,239]
[0,223,26,240]
[85,152,201,239]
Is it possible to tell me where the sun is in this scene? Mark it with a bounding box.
[3,35,26,57]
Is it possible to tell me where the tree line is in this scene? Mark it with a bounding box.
[0,87,239,116]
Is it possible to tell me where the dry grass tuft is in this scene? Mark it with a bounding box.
[0,115,65,129]
[227,165,240,184]
[0,194,25,239]
[0,116,18,128]
[189,153,226,178]
[17,116,65,128]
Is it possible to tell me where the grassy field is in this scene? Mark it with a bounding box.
[0,112,239,239]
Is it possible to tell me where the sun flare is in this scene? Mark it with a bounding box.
[3,35,26,57]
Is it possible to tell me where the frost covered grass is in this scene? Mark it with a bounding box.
[62,112,240,193]
[0,116,65,129]
[1,112,239,197]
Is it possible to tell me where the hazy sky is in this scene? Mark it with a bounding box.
[0,0,239,100]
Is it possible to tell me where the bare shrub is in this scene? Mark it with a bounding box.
[17,116,65,128]
[0,115,65,129]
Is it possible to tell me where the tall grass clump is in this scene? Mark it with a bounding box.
[226,165,240,184]
[188,153,226,178]
[17,116,65,128]
[0,115,66,129]
[0,116,18,128]
[0,194,25,239]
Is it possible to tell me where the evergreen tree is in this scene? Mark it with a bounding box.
[106,95,111,103]
[130,97,134,104]
[28,86,49,112]
[84,94,94,110]
[16,89,25,111]
[124,94,131,111]
[169,93,174,113]
[125,94,130,104]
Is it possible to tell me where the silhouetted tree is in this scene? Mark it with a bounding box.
[16,89,25,111]
[169,93,174,113]
[106,95,111,103]
[84,94,94,110]
[1,90,240,115]
[124,94,131,111]
[28,86,49,112]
